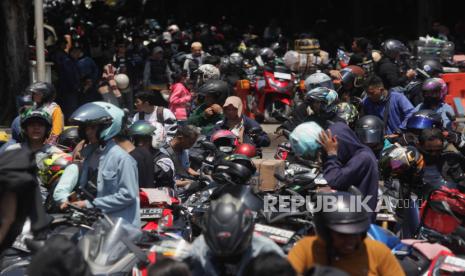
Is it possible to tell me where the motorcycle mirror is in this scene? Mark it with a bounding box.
[429,200,460,222]
[200,141,217,152]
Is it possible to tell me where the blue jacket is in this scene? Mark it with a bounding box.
[80,141,140,227]
[324,122,379,213]
[363,91,415,135]
[413,102,455,130]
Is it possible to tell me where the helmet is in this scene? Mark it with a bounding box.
[406,109,443,131]
[196,64,220,82]
[336,102,359,125]
[114,74,130,90]
[354,115,385,146]
[244,46,259,60]
[418,59,443,78]
[20,110,52,136]
[198,79,231,104]
[26,82,56,103]
[270,41,286,56]
[234,143,257,158]
[57,126,80,151]
[304,72,334,90]
[381,39,409,59]
[203,194,254,257]
[380,145,424,181]
[313,191,370,242]
[69,101,125,142]
[258,47,275,63]
[16,94,33,111]
[340,65,365,89]
[211,129,238,154]
[167,24,180,33]
[229,52,243,67]
[128,120,166,149]
[304,87,339,114]
[213,154,256,185]
[290,122,323,159]
[422,78,447,101]
[38,152,72,187]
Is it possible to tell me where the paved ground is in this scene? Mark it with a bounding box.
[261,124,286,159]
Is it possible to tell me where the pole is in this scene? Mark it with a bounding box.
[34,0,45,81]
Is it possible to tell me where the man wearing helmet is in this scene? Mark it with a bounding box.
[412,78,455,130]
[188,80,230,135]
[4,110,65,198]
[404,59,444,106]
[375,39,416,89]
[186,194,283,276]
[68,102,140,227]
[279,80,344,132]
[288,192,404,275]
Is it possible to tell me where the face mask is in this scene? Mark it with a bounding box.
[424,96,441,106]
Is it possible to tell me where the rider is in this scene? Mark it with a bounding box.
[375,39,416,89]
[68,101,140,227]
[128,120,175,189]
[405,59,444,106]
[188,79,230,135]
[288,192,404,275]
[413,78,455,130]
[211,96,270,148]
[28,82,64,144]
[290,120,379,212]
[186,194,283,276]
[354,115,389,158]
[279,86,342,132]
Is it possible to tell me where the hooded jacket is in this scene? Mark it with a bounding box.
[375,57,408,89]
[323,122,379,212]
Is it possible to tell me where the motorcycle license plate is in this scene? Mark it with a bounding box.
[254,223,295,244]
[274,72,292,80]
[140,208,163,220]
[440,256,465,272]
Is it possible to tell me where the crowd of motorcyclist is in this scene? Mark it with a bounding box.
[1,5,465,275]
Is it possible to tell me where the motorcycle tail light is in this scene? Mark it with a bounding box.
[239,79,250,90]
[299,80,305,91]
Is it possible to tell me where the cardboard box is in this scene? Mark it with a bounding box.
[252,159,285,192]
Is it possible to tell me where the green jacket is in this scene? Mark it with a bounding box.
[187,103,223,135]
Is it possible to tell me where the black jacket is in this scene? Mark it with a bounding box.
[375,57,408,89]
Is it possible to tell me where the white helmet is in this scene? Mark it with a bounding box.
[151,121,167,149]
[304,72,334,91]
[167,24,180,33]
[198,64,220,82]
[283,50,300,71]
[115,74,130,90]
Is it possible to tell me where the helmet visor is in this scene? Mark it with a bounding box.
[355,129,383,144]
[406,116,434,130]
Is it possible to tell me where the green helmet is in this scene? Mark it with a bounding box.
[128,120,156,137]
[20,109,52,136]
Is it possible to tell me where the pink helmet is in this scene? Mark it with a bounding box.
[422,78,447,101]
[211,130,238,154]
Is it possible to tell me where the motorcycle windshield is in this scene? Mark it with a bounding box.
[83,217,143,267]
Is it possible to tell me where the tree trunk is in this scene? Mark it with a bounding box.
[0,0,30,125]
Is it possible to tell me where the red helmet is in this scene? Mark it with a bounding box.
[211,130,238,154]
[234,143,257,158]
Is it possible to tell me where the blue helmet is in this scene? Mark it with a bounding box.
[69,101,125,142]
[406,109,442,131]
[304,87,339,114]
[290,121,323,158]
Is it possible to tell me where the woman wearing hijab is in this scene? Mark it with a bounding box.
[210,96,270,147]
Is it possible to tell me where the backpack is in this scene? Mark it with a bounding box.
[139,106,165,125]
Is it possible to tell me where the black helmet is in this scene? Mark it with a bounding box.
[381,39,408,59]
[244,46,259,60]
[26,82,56,103]
[16,94,33,111]
[418,59,443,78]
[203,194,254,257]
[57,126,80,151]
[354,115,385,146]
[313,192,370,242]
[198,79,230,105]
[379,145,424,183]
[212,154,256,185]
[258,47,276,63]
